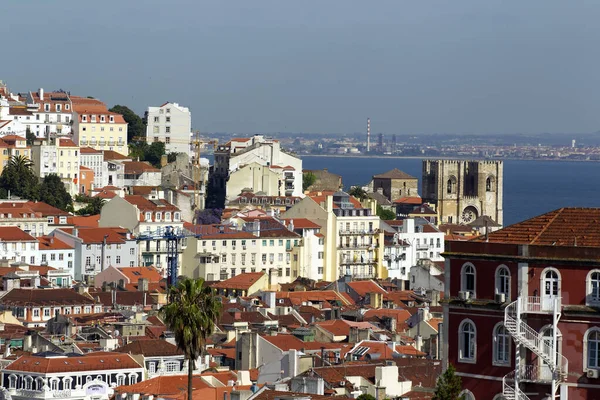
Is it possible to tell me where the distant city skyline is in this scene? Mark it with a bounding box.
[3,0,600,135]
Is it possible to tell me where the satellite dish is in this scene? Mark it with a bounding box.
[114,329,120,337]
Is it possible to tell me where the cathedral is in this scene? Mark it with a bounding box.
[422,159,503,226]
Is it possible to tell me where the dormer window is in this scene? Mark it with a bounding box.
[155,212,162,221]
[166,108,171,113]
[59,216,67,224]
[165,212,171,221]
[145,212,152,221]
[44,104,50,112]
[109,116,114,123]
[47,216,54,224]
[82,115,87,122]
[174,212,180,221]
[56,104,61,112]
[91,115,96,123]
[65,104,70,110]
[100,116,105,123]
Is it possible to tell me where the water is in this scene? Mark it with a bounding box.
[301,156,600,226]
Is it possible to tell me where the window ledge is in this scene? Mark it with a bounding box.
[458,357,477,364]
[492,361,511,368]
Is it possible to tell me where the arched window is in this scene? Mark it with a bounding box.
[50,378,59,391]
[24,376,33,390]
[493,323,510,366]
[486,176,495,192]
[63,377,72,390]
[35,377,44,391]
[495,265,510,298]
[460,389,476,400]
[447,176,457,194]
[585,328,600,371]
[587,270,600,306]
[8,374,17,389]
[116,374,125,386]
[541,268,561,311]
[459,319,476,362]
[461,263,476,297]
[128,374,137,385]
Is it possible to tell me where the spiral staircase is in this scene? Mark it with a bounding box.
[502,296,568,400]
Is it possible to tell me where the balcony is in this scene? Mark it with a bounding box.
[80,139,88,145]
[339,257,378,265]
[284,173,294,182]
[108,140,115,146]
[339,229,379,236]
[338,243,374,250]
[99,140,106,146]
[416,244,429,251]
[89,139,97,145]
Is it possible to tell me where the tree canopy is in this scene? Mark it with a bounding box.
[0,157,73,211]
[109,105,145,142]
[75,194,106,215]
[348,186,369,201]
[433,364,464,400]
[195,208,223,225]
[26,128,36,146]
[129,141,166,168]
[302,171,317,192]
[356,395,376,400]
[377,205,396,220]
[39,174,73,212]
[161,278,222,400]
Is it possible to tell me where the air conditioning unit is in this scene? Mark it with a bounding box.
[458,291,470,301]
[588,369,599,379]
[495,293,506,303]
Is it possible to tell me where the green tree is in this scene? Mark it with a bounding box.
[377,205,396,220]
[145,141,166,168]
[356,395,376,400]
[26,128,36,146]
[433,364,464,400]
[109,105,145,142]
[39,174,73,212]
[75,195,106,215]
[161,278,222,400]
[0,155,39,200]
[167,152,180,163]
[348,186,368,201]
[302,171,317,192]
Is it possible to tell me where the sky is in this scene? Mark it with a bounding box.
[2,1,600,135]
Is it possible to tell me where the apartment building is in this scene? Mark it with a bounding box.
[0,135,30,173]
[71,97,128,155]
[145,102,192,155]
[282,218,325,281]
[283,190,385,282]
[31,138,80,196]
[181,218,301,285]
[211,135,303,205]
[443,208,600,400]
[0,97,26,137]
[79,147,104,189]
[20,88,73,138]
[51,227,138,281]
[0,227,39,265]
[381,218,445,283]
[2,352,143,400]
[99,195,183,270]
[37,236,75,275]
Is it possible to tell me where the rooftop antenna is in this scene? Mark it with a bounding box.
[366,118,371,153]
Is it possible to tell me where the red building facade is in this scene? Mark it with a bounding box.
[443,208,600,400]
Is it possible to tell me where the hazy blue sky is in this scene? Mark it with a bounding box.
[3,1,600,135]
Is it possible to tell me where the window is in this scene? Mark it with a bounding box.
[461,263,476,297]
[116,256,121,264]
[496,265,510,298]
[8,375,16,389]
[149,362,156,374]
[447,176,457,194]
[587,270,600,306]
[63,377,72,389]
[493,323,510,366]
[166,361,179,372]
[165,137,170,144]
[165,126,171,133]
[166,116,171,123]
[33,309,40,317]
[585,328,600,371]
[117,375,125,386]
[459,390,476,400]
[130,248,135,255]
[459,319,476,362]
[50,378,59,391]
[44,308,50,317]
[153,116,159,123]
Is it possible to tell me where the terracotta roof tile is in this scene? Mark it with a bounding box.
[118,266,163,283]
[0,226,36,241]
[115,338,183,357]
[123,161,160,174]
[347,280,388,296]
[211,272,266,290]
[4,352,140,374]
[0,288,96,307]
[373,168,416,180]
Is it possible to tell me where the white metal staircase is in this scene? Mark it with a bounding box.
[503,296,568,400]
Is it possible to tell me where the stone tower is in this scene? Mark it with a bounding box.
[422,160,503,226]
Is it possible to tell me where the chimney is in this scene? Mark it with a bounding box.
[138,278,149,292]
[39,88,44,101]
[288,219,294,232]
[111,288,117,308]
[253,219,260,237]
[23,331,33,352]
[161,154,168,167]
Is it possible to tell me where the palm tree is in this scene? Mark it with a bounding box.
[160,278,221,400]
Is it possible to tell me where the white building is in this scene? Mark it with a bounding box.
[0,97,26,136]
[80,147,104,189]
[30,138,80,196]
[2,352,143,400]
[51,227,139,281]
[282,218,325,281]
[382,218,445,283]
[145,102,192,155]
[212,135,303,204]
[181,217,302,285]
[38,236,76,277]
[0,227,40,265]
[20,88,73,138]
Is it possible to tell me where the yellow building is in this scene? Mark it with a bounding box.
[0,135,30,174]
[71,97,128,155]
[31,138,81,196]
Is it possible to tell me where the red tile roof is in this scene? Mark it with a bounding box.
[68,215,100,228]
[373,168,416,180]
[0,288,96,307]
[347,280,388,296]
[125,196,180,215]
[393,196,423,205]
[0,226,36,241]
[58,138,78,147]
[37,236,73,250]
[74,227,131,244]
[118,266,163,283]
[281,218,321,229]
[115,338,183,357]
[5,352,140,373]
[103,150,130,161]
[80,146,102,154]
[262,334,305,351]
[123,161,160,174]
[473,207,600,246]
[211,272,266,290]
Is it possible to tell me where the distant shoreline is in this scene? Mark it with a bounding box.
[299,154,600,163]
